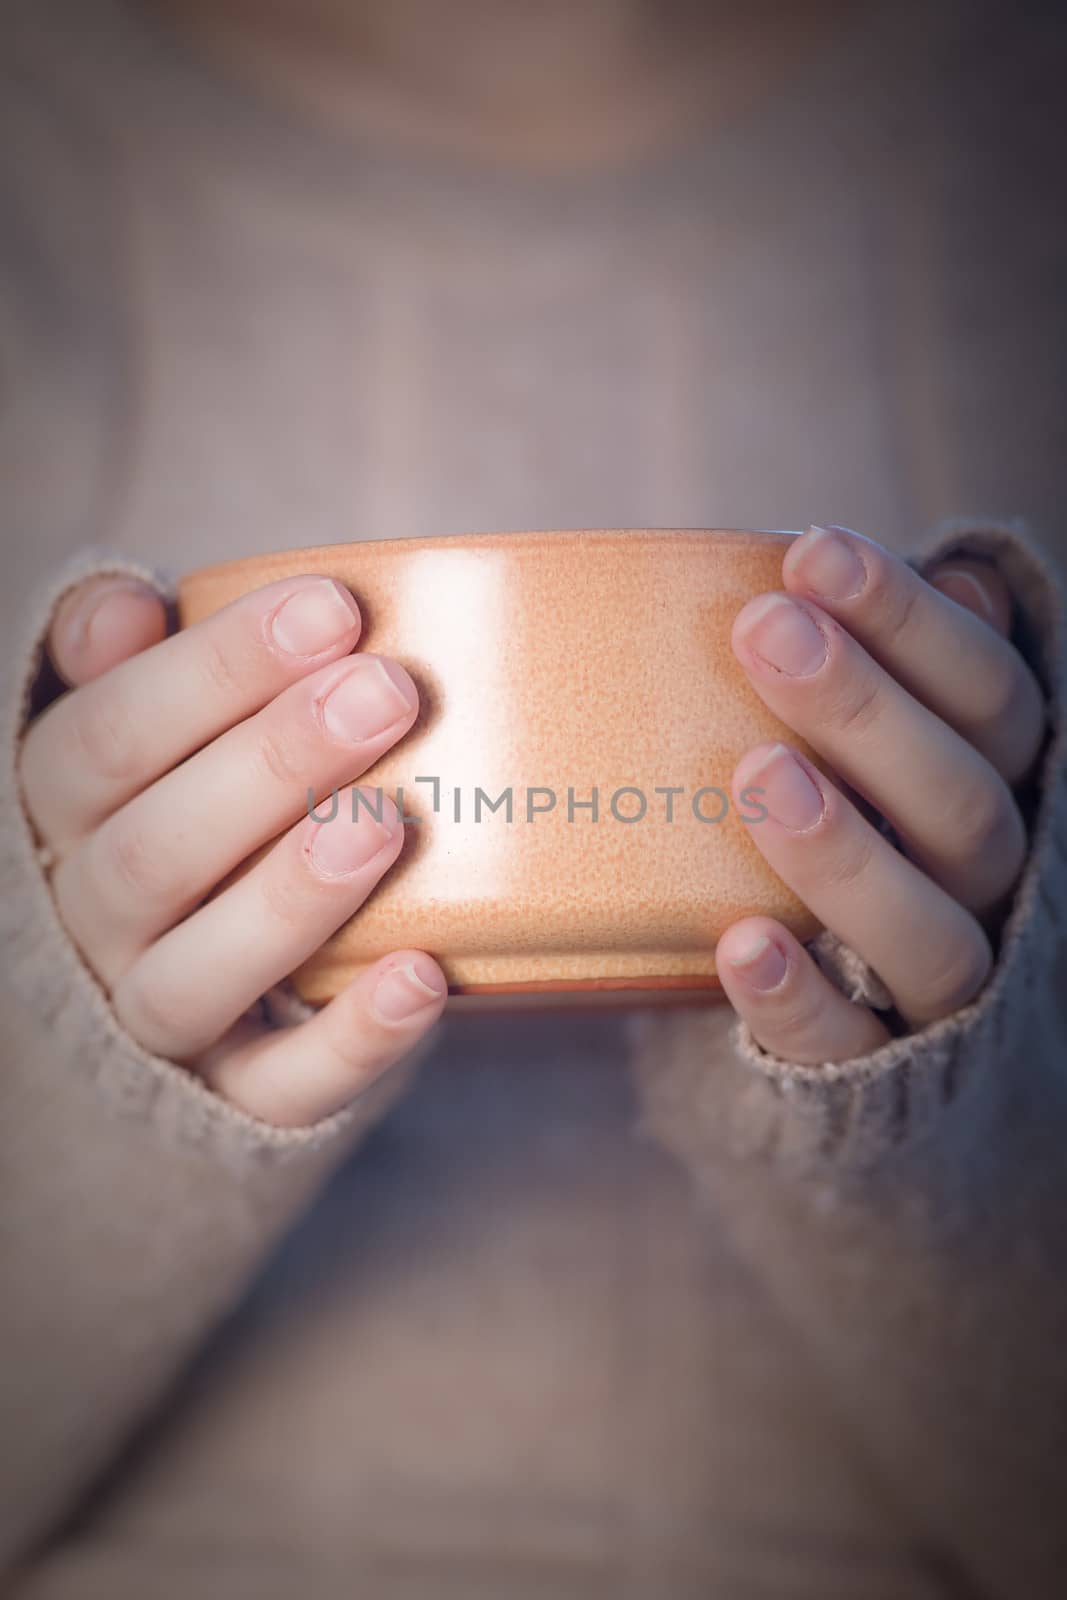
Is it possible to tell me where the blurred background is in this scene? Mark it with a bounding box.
[4,0,1066,616]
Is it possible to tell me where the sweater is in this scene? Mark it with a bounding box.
[3,3,1067,1596]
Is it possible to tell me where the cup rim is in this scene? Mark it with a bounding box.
[182,526,799,589]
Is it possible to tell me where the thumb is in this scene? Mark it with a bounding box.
[48,574,169,687]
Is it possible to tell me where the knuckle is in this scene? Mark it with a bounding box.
[321,999,396,1085]
[912,929,992,1018]
[251,720,307,790]
[988,659,1045,755]
[944,775,1023,868]
[824,668,883,739]
[258,864,316,935]
[99,815,174,905]
[114,968,194,1056]
[196,632,243,702]
[867,557,922,650]
[821,825,878,893]
[320,1025,380,1090]
[980,658,1024,727]
[979,663,1046,787]
[766,982,828,1043]
[71,685,140,785]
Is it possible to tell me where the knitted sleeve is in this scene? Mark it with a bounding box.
[630,523,1067,1600]
[0,554,424,1570]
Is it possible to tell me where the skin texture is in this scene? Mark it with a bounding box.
[718,525,1045,1062]
[18,526,1046,1115]
[20,573,448,1128]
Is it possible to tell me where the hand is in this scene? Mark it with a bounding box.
[18,572,447,1126]
[716,525,1047,1063]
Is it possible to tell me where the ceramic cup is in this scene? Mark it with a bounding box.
[178,530,820,1006]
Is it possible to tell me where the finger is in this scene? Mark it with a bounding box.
[923,557,1013,636]
[733,741,992,1027]
[716,916,890,1064]
[111,786,405,1061]
[53,653,418,979]
[782,525,1045,784]
[20,574,362,850]
[732,591,1026,912]
[48,576,169,687]
[195,950,446,1127]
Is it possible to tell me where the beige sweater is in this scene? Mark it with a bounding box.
[3,4,1067,1597]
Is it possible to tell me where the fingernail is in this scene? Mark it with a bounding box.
[270,579,359,657]
[308,799,396,877]
[320,656,416,743]
[738,594,827,676]
[372,960,447,1022]
[793,525,867,601]
[726,932,788,992]
[929,566,995,619]
[744,743,825,831]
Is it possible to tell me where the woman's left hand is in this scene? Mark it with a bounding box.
[716,524,1048,1063]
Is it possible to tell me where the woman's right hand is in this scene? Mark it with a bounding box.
[18,572,447,1128]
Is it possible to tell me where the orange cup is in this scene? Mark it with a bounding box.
[179,530,820,1006]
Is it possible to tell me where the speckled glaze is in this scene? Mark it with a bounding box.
[179,530,820,1005]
